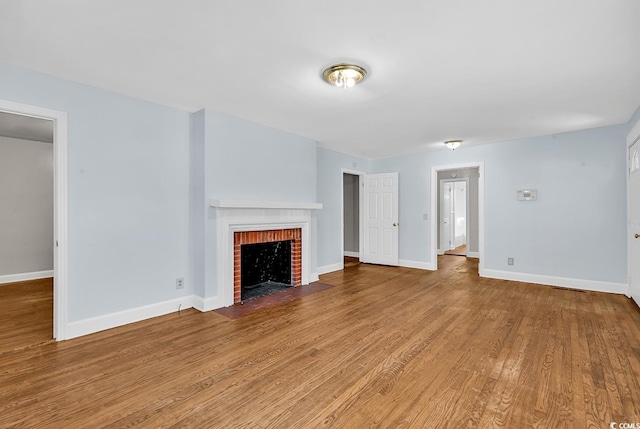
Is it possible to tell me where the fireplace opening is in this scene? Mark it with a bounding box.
[241,240,292,301]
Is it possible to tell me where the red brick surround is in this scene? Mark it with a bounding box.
[233,228,302,303]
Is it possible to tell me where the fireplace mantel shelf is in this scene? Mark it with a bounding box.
[209,199,323,210]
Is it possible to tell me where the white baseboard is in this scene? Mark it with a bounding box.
[399,259,436,271]
[437,249,444,255]
[65,295,195,340]
[192,294,226,312]
[343,251,359,258]
[310,273,319,282]
[482,269,628,295]
[318,262,343,275]
[0,270,54,284]
[467,251,479,259]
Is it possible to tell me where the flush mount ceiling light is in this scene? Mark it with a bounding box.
[322,63,367,90]
[444,140,463,150]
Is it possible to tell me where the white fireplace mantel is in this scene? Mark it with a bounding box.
[209,200,321,309]
[210,199,322,210]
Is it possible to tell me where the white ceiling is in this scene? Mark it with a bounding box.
[1,0,639,158]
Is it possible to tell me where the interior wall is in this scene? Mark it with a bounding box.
[316,148,370,270]
[372,124,628,284]
[199,109,318,299]
[0,136,53,277]
[437,168,479,254]
[0,62,192,323]
[343,173,359,254]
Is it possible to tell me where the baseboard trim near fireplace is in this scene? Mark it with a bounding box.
[65,295,195,340]
[317,262,343,275]
[192,294,226,312]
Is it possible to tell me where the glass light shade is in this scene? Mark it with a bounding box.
[445,140,462,150]
[323,64,367,90]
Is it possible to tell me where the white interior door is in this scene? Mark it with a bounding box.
[362,172,398,266]
[453,181,467,248]
[629,139,640,306]
[441,182,453,251]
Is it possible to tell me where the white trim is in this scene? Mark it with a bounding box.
[0,270,54,284]
[210,199,322,210]
[628,117,640,302]
[399,259,436,271]
[628,145,632,299]
[341,168,366,269]
[310,272,319,282]
[482,269,628,295]
[318,262,343,275]
[0,99,68,341]
[343,251,359,258]
[65,296,194,340]
[467,251,480,259]
[192,295,225,312]
[430,162,484,274]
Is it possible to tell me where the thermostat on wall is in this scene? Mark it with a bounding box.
[517,189,537,201]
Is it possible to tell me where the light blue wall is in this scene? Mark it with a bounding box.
[198,109,318,298]
[370,153,432,265]
[627,105,640,132]
[205,111,317,202]
[316,148,370,269]
[372,125,628,284]
[2,59,634,326]
[190,110,205,297]
[0,63,191,322]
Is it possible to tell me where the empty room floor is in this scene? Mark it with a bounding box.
[1,257,640,427]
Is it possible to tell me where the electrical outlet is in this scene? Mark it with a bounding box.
[176,278,184,290]
[507,257,514,266]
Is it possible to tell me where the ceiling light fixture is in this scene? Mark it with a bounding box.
[444,140,463,150]
[322,63,367,90]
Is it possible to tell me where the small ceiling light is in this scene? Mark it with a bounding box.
[322,63,367,90]
[444,140,463,150]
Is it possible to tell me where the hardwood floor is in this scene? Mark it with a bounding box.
[2,257,640,428]
[0,277,53,353]
[445,244,467,256]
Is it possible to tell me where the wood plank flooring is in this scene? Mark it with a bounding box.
[445,244,467,256]
[2,257,640,428]
[0,277,53,353]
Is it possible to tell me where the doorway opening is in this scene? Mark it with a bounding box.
[441,179,468,257]
[342,171,362,268]
[0,99,68,341]
[0,111,54,348]
[430,163,484,274]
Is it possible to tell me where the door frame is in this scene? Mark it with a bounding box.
[439,177,470,254]
[0,99,68,340]
[341,169,365,267]
[430,162,484,273]
[627,118,640,301]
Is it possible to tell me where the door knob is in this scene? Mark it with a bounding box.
[393,223,398,227]
[636,233,640,239]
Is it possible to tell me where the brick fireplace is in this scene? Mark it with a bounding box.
[233,228,302,303]
[208,200,322,309]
